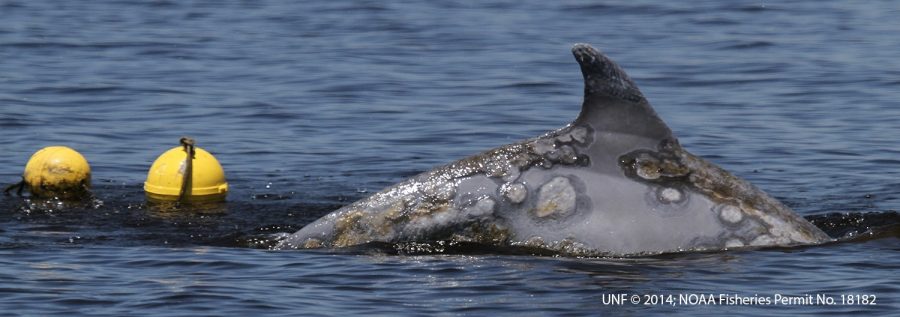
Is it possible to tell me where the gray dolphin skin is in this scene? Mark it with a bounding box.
[277,44,831,255]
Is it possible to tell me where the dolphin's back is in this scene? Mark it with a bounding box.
[276,44,830,255]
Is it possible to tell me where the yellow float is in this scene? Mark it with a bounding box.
[144,138,228,202]
[17,146,92,199]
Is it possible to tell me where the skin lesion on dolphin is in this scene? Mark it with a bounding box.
[618,142,691,183]
[499,182,527,204]
[318,194,417,248]
[326,211,404,248]
[532,176,578,218]
[276,43,831,255]
[320,178,505,248]
[445,123,594,184]
[530,125,593,168]
[514,236,594,256]
[330,210,373,247]
[681,151,829,244]
[302,238,323,249]
[619,139,829,247]
[451,222,512,245]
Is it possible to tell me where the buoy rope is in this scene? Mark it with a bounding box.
[178,137,195,202]
[2,178,25,196]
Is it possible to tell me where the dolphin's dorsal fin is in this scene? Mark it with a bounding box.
[572,44,674,143]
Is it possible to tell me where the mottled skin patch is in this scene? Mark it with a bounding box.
[679,149,829,245]
[276,124,592,249]
[659,187,683,203]
[725,238,744,249]
[455,223,512,245]
[719,205,743,224]
[500,183,527,204]
[332,211,366,247]
[533,176,577,218]
[620,142,830,247]
[276,43,831,255]
[303,238,322,249]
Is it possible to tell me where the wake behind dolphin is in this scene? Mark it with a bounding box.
[276,44,831,255]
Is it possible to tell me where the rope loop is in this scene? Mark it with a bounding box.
[178,137,196,202]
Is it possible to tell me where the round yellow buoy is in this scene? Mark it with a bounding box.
[144,140,228,202]
[22,146,92,199]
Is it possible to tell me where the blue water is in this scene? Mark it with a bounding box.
[1,1,898,315]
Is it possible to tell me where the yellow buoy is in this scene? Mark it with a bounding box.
[22,146,92,199]
[144,139,228,202]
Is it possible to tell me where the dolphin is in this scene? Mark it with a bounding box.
[276,44,831,255]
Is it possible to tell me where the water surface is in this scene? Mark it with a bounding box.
[1,1,898,315]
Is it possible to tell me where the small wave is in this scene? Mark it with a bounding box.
[560,3,692,16]
[717,40,775,50]
[1,41,190,50]
[0,117,30,128]
[20,85,190,95]
[689,17,739,26]
[496,81,561,89]
[734,4,772,12]
[806,210,900,241]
